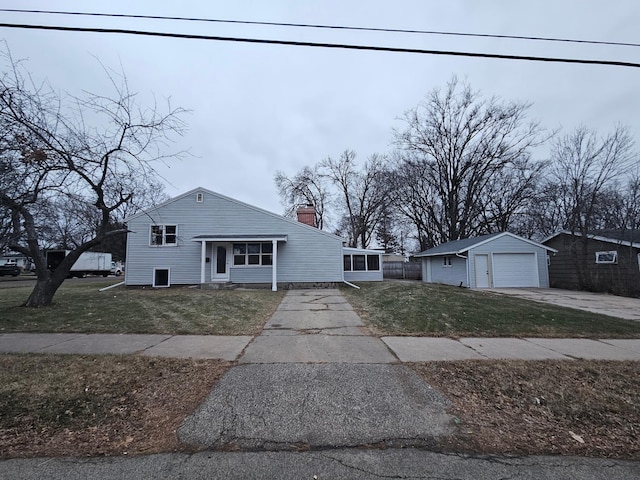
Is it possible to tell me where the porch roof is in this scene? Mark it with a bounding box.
[192,234,288,243]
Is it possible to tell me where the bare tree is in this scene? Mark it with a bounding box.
[546,125,634,289]
[388,152,441,250]
[393,76,545,245]
[478,156,545,235]
[274,165,330,229]
[550,125,634,234]
[321,150,388,248]
[0,47,186,307]
[622,173,640,230]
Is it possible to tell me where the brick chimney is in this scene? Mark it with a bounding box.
[296,205,317,228]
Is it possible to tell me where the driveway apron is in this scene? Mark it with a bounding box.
[178,289,453,450]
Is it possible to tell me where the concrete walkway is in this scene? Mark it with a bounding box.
[178,289,452,450]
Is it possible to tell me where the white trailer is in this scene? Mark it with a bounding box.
[46,250,113,278]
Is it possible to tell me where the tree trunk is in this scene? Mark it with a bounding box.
[24,277,66,307]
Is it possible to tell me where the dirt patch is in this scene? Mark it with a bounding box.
[0,354,230,458]
[412,360,640,459]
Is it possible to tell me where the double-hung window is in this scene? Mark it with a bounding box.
[233,242,273,266]
[150,225,177,246]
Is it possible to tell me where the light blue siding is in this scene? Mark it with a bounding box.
[418,233,551,289]
[424,256,468,286]
[230,267,273,283]
[344,270,383,282]
[467,235,550,288]
[125,189,344,286]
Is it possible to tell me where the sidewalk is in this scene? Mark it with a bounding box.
[1,331,639,361]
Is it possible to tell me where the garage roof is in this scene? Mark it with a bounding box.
[414,232,557,257]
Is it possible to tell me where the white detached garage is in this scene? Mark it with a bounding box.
[415,232,556,289]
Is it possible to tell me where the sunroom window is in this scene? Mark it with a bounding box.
[343,253,381,272]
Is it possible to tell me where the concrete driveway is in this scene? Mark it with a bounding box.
[487,288,640,321]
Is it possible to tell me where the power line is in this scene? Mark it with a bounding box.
[0,22,638,68]
[1,7,639,49]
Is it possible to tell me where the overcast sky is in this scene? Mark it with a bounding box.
[1,1,639,215]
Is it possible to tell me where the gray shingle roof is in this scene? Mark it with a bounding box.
[414,233,502,257]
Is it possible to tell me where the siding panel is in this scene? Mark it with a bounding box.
[544,233,640,296]
[426,256,468,286]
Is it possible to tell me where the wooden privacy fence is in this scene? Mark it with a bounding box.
[382,261,422,280]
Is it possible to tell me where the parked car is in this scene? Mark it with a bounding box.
[0,264,21,277]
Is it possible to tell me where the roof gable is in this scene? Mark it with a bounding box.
[124,187,344,242]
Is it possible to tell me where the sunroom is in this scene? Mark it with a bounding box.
[343,247,383,282]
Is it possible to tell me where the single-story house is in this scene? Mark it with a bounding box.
[414,232,556,288]
[542,229,640,297]
[124,187,382,290]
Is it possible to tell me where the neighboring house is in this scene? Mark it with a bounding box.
[124,187,382,290]
[542,230,640,297]
[0,254,31,271]
[382,253,406,263]
[414,232,556,288]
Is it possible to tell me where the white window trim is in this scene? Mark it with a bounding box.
[595,250,617,264]
[152,267,171,287]
[443,256,453,267]
[342,253,381,272]
[196,192,203,203]
[150,224,178,247]
[232,242,274,267]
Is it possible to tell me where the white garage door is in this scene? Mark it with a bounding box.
[492,253,538,287]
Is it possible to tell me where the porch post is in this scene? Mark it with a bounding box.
[200,241,206,284]
[271,239,278,291]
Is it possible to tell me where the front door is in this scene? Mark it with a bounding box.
[474,254,490,288]
[212,244,230,280]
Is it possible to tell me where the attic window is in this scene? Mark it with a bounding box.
[595,251,617,264]
[196,193,203,203]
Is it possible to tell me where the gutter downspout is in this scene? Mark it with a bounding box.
[343,280,360,289]
[99,282,124,292]
[341,246,360,289]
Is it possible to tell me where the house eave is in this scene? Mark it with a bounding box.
[192,234,288,243]
[543,230,640,249]
[413,250,460,258]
